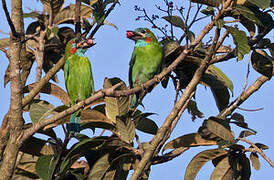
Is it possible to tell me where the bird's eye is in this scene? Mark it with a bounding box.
[75,39,80,43]
[141,30,146,33]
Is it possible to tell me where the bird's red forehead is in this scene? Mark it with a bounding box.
[145,29,151,34]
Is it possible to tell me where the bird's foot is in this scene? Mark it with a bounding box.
[155,75,162,82]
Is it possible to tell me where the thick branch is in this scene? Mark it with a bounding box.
[75,0,81,37]
[0,0,24,179]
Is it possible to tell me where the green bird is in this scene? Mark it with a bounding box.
[127,28,163,108]
[64,37,95,133]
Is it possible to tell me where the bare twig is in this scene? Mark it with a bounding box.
[238,138,274,167]
[75,0,81,37]
[237,107,264,112]
[219,76,269,117]
[1,0,17,36]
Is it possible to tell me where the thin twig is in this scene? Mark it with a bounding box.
[237,107,264,112]
[1,0,17,36]
[238,138,274,167]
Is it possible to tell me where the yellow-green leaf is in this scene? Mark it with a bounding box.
[250,152,260,170]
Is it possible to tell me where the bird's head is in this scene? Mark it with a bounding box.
[65,37,95,56]
[126,28,157,45]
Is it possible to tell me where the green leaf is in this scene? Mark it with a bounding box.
[35,155,57,180]
[191,0,221,7]
[247,0,271,9]
[206,65,234,91]
[201,6,215,16]
[210,87,230,112]
[210,156,233,180]
[19,136,47,156]
[162,16,185,29]
[235,5,263,26]
[104,78,129,124]
[226,26,250,61]
[53,4,93,25]
[238,130,256,138]
[250,152,260,170]
[134,116,158,135]
[185,149,228,180]
[251,50,273,79]
[254,143,269,150]
[29,100,55,123]
[60,137,106,175]
[115,116,135,144]
[216,19,224,29]
[88,153,111,180]
[206,118,235,143]
[163,133,217,152]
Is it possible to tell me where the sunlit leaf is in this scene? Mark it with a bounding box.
[163,133,217,152]
[24,82,70,105]
[115,116,135,144]
[250,152,260,170]
[185,149,228,180]
[235,5,263,26]
[29,100,55,123]
[15,152,39,179]
[104,78,129,124]
[54,4,93,25]
[226,26,250,61]
[210,156,233,180]
[41,0,64,17]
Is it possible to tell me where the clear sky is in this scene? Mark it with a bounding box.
[0,0,273,179]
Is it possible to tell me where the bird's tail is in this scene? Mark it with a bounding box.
[69,112,81,133]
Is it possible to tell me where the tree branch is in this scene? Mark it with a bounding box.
[75,0,81,37]
[88,0,119,39]
[1,0,17,36]
[0,0,24,179]
[238,138,274,168]
[130,1,232,178]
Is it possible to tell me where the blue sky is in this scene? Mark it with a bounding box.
[0,0,273,179]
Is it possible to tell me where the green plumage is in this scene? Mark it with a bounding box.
[127,28,163,108]
[64,38,94,133]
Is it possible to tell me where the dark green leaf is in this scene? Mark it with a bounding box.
[35,155,57,180]
[210,87,230,112]
[231,112,244,122]
[134,117,158,135]
[254,143,269,150]
[250,152,260,170]
[19,136,47,156]
[239,130,256,138]
[163,133,217,152]
[251,50,273,79]
[201,6,215,16]
[185,149,228,180]
[88,153,111,180]
[15,152,39,179]
[162,16,185,29]
[206,118,235,143]
[226,26,250,60]
[191,0,220,7]
[104,78,129,124]
[247,0,271,9]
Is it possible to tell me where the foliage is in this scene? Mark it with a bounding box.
[0,0,273,179]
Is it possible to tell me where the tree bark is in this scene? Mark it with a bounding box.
[0,0,24,179]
